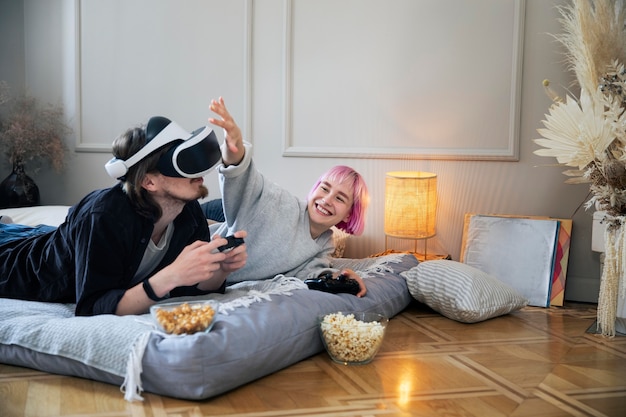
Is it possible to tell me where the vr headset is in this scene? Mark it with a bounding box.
[104,116,222,180]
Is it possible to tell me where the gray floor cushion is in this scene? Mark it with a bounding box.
[0,253,417,401]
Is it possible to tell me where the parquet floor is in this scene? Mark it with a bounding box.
[1,300,625,417]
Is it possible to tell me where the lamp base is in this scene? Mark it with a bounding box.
[413,253,451,262]
[370,249,451,262]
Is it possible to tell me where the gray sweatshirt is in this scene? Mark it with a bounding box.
[210,142,336,283]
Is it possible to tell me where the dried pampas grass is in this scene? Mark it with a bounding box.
[553,0,626,98]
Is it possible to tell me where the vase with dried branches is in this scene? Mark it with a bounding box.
[533,0,626,337]
[0,81,71,208]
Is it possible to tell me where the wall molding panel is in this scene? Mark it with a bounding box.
[73,0,252,152]
[282,0,525,161]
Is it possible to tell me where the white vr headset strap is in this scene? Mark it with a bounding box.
[105,121,190,179]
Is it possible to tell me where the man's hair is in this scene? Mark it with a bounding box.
[307,165,369,236]
[111,126,171,219]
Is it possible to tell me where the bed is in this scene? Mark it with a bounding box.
[0,205,417,401]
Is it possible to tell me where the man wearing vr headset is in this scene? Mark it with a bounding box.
[0,116,247,316]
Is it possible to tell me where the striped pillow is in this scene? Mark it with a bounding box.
[401,260,528,323]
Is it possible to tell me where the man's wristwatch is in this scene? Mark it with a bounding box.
[142,278,170,302]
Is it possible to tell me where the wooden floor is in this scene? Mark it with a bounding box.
[1,300,625,417]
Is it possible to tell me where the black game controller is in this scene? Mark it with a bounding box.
[218,235,245,252]
[304,272,360,295]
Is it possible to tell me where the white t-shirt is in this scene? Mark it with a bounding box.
[135,223,174,280]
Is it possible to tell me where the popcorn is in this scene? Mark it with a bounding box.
[320,312,385,363]
[154,302,216,335]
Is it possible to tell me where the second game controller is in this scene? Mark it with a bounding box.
[304,272,360,295]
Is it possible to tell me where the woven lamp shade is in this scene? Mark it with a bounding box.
[384,171,437,239]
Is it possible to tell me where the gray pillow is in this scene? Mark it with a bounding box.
[401,260,528,323]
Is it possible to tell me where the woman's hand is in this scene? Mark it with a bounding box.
[340,268,367,298]
[209,97,244,166]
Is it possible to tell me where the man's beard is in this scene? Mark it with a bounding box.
[164,184,209,205]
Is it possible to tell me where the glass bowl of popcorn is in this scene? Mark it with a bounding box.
[150,300,219,335]
[318,311,389,365]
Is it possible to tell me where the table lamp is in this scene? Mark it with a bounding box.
[384,171,437,260]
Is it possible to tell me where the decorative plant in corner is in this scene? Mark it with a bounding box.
[533,0,626,337]
[0,80,71,208]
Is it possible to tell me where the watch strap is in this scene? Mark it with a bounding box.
[142,278,169,302]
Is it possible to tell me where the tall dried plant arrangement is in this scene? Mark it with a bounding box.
[534,0,626,337]
[0,80,70,174]
[555,0,626,96]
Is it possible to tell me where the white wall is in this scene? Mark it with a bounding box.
[0,0,25,92]
[3,0,601,302]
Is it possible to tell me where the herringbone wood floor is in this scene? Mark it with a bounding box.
[1,301,625,417]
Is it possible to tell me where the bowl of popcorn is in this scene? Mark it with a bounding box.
[150,300,219,335]
[318,311,388,365]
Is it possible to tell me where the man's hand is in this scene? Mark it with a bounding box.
[168,239,229,288]
[215,231,247,274]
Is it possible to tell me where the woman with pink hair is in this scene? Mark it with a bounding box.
[207,97,370,296]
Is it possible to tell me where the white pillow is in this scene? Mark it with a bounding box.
[0,205,70,227]
[401,260,528,323]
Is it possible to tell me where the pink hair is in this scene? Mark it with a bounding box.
[307,165,369,236]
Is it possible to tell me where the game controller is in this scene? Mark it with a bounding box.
[218,235,245,252]
[304,272,360,295]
